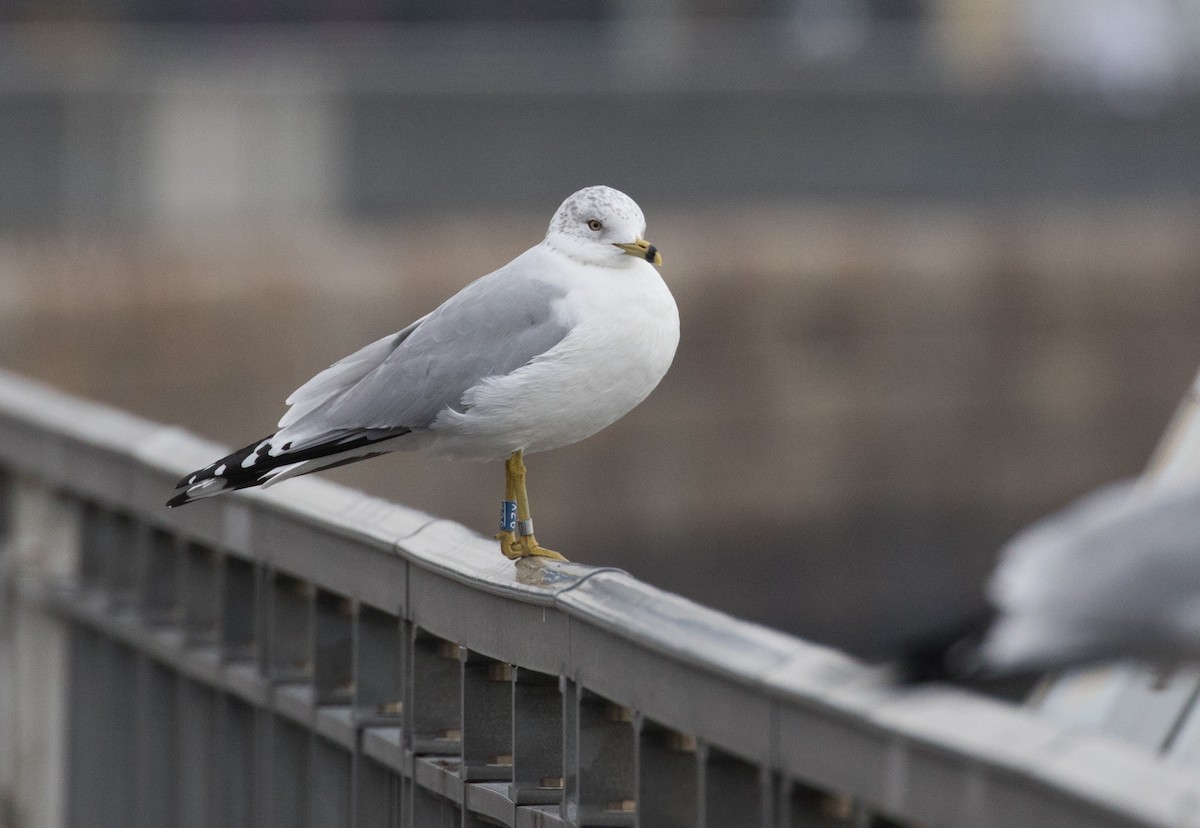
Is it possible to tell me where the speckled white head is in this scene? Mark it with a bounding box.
[544,185,661,268]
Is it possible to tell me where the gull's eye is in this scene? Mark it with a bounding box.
[587,219,602,231]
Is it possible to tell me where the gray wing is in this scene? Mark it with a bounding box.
[988,480,1141,613]
[279,317,426,428]
[984,479,1200,669]
[275,267,570,449]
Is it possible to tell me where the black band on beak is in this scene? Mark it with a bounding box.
[645,245,658,262]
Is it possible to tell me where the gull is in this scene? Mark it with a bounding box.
[900,478,1200,680]
[167,185,679,562]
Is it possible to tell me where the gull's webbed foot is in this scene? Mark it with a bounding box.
[509,535,568,561]
[496,530,523,560]
[496,530,567,561]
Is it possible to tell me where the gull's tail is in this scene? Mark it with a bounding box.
[166,429,409,507]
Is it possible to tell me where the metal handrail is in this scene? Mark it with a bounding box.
[1,367,1194,828]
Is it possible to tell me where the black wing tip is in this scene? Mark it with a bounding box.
[892,610,997,686]
[164,430,408,511]
[894,647,969,686]
[174,467,213,490]
[168,434,277,496]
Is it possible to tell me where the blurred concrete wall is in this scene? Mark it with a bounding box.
[4,20,1200,231]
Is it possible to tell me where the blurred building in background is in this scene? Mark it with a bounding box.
[2,0,1199,653]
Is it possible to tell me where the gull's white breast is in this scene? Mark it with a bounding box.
[427,245,680,460]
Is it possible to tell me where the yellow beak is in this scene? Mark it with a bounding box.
[614,237,663,267]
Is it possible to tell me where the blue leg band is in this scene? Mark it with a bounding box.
[501,500,517,533]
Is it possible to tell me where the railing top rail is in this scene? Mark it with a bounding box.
[2,366,1196,827]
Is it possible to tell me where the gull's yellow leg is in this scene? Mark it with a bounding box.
[506,450,567,561]
[496,453,521,559]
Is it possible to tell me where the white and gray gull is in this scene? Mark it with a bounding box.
[898,478,1200,681]
[167,185,680,562]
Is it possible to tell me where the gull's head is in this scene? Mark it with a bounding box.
[545,185,663,268]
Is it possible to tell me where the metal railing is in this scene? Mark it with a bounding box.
[0,367,1196,828]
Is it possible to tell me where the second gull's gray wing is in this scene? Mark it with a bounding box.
[276,264,570,450]
[984,479,1200,669]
